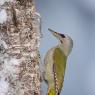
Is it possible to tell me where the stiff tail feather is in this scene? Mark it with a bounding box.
[48,88,56,95]
[47,88,60,95]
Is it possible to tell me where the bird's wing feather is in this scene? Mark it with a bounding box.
[53,47,67,94]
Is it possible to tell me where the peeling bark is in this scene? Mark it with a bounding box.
[0,0,41,95]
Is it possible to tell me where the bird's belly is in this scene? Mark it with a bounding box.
[44,48,55,86]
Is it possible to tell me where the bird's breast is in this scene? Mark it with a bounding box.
[44,48,55,85]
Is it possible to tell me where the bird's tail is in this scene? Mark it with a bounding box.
[47,88,56,95]
[47,87,57,95]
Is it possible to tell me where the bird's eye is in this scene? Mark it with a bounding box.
[60,34,65,38]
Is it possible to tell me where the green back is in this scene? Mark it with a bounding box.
[53,47,67,94]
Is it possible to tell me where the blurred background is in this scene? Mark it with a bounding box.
[35,0,95,95]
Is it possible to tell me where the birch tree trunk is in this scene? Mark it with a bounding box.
[0,0,41,95]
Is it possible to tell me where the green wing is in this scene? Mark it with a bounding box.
[53,47,67,94]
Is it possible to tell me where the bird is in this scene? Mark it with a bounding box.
[44,28,73,95]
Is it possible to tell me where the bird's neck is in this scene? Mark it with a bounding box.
[57,44,71,56]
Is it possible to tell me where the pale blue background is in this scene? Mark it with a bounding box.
[35,0,95,95]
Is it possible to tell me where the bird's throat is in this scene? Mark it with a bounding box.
[58,44,71,56]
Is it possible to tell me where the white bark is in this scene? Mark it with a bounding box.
[0,0,41,95]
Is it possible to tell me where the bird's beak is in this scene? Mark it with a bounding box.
[48,28,61,39]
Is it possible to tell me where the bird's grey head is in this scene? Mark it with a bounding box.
[48,28,73,56]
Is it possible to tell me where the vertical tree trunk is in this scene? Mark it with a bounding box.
[0,0,41,95]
